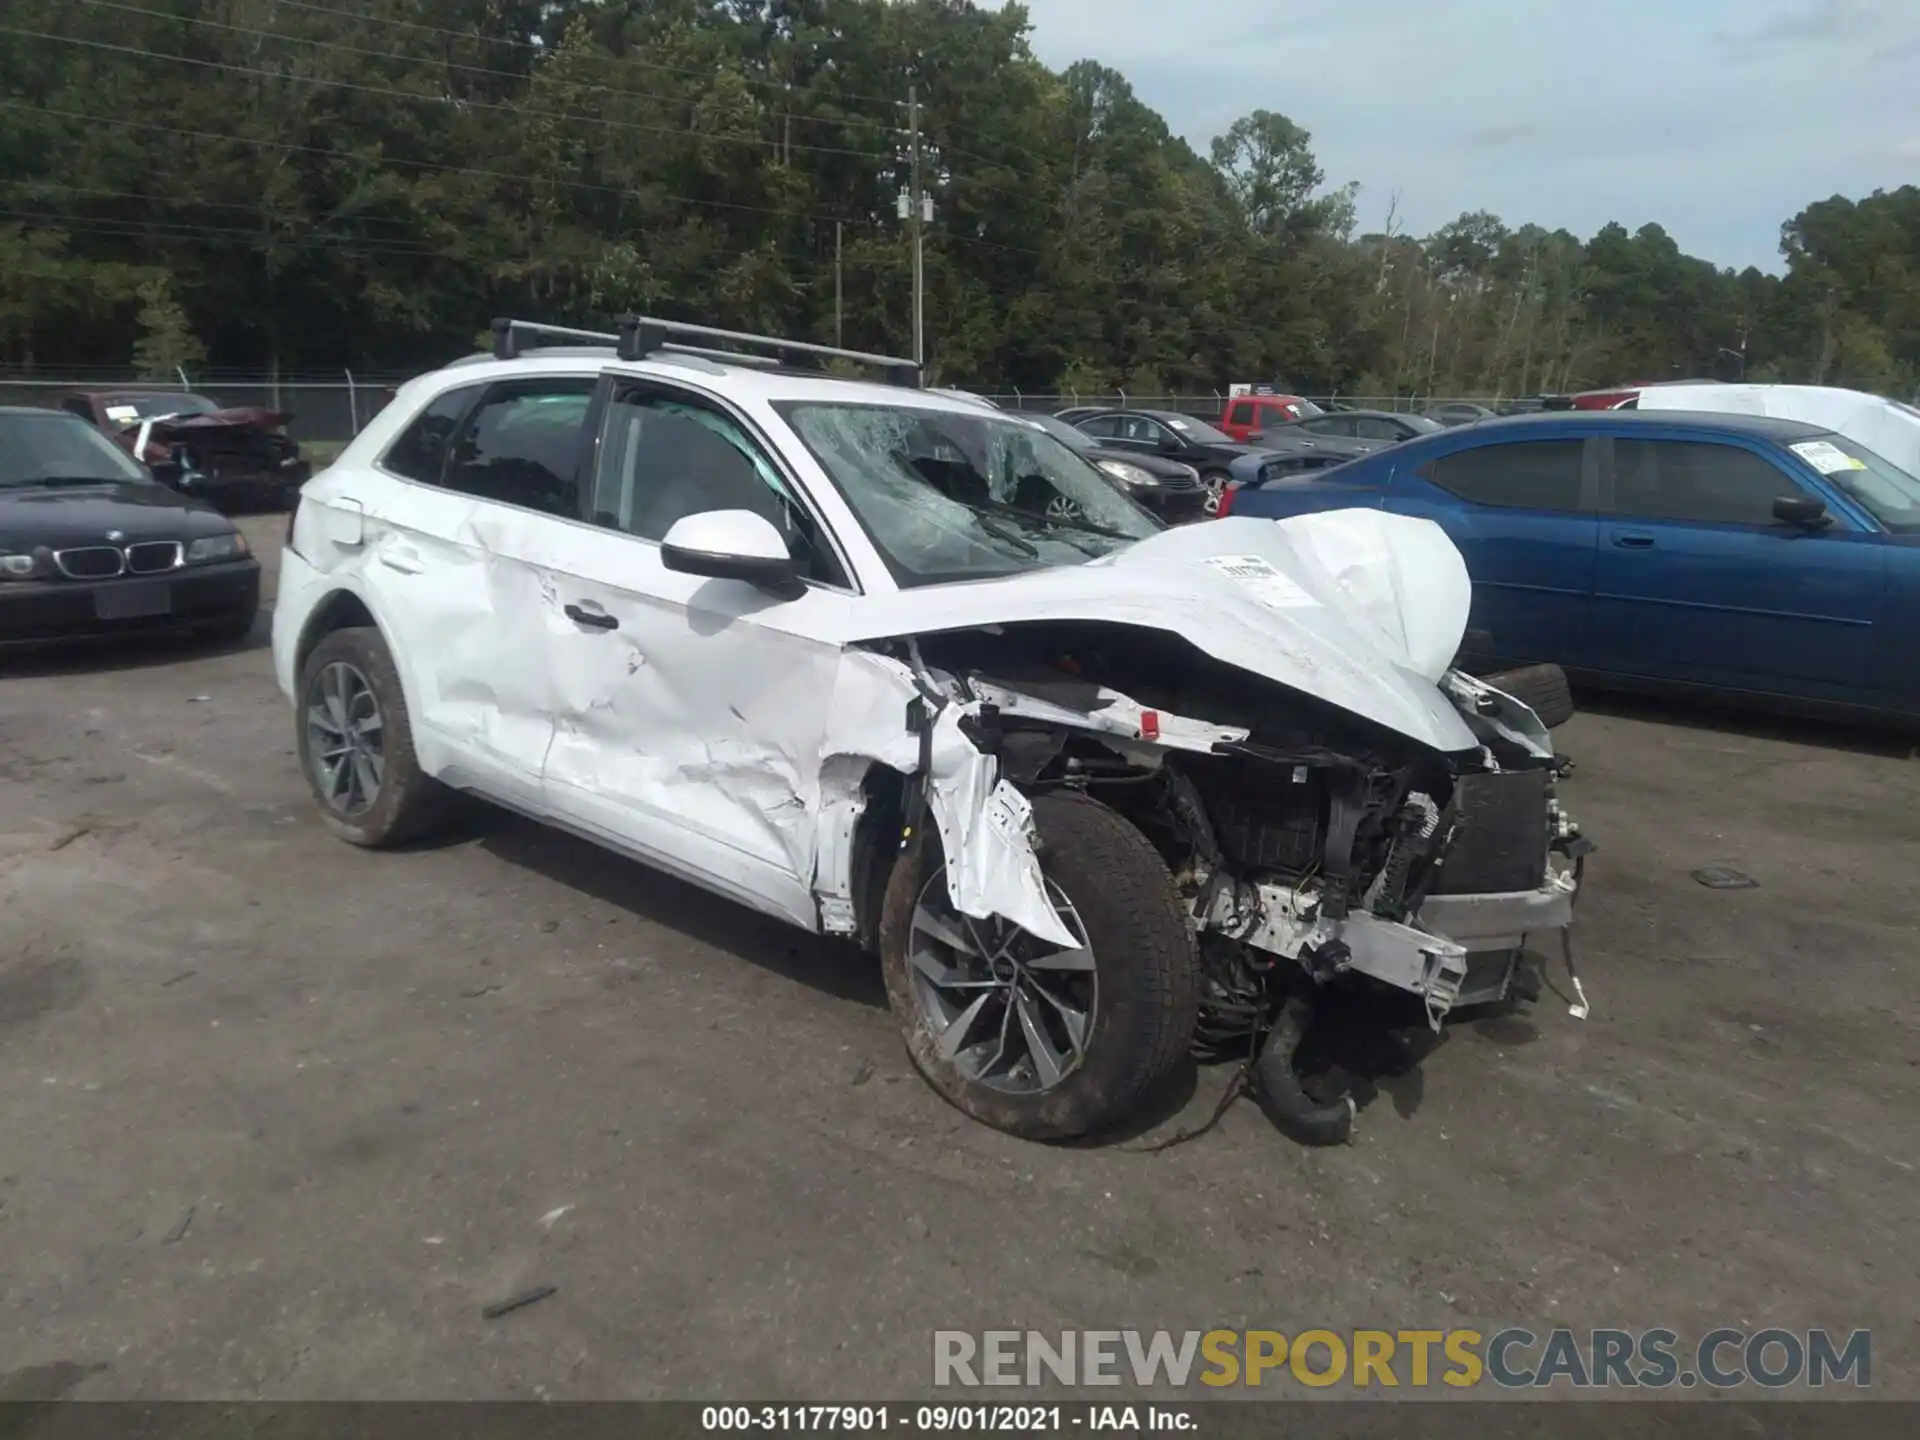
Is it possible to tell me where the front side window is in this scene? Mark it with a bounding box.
[1611,439,1796,526]
[590,387,847,587]
[441,379,595,517]
[1353,417,1402,441]
[0,412,149,487]
[1430,439,1585,510]
[776,401,1161,588]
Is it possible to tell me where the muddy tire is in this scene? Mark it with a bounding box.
[1482,662,1575,729]
[295,625,452,848]
[879,791,1198,1140]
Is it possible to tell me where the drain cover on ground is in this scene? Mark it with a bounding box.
[1691,865,1759,890]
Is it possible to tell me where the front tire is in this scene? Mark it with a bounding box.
[879,791,1198,1140]
[296,625,451,847]
[1200,470,1231,516]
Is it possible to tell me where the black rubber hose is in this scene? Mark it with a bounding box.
[1250,995,1356,1146]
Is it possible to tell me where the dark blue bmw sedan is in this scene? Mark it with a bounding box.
[1226,410,1920,720]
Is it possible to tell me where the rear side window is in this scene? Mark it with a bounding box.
[441,378,595,517]
[1228,402,1255,426]
[1610,439,1795,525]
[1429,439,1584,510]
[382,385,481,484]
[1079,415,1121,439]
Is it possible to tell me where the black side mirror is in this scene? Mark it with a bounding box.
[1773,495,1830,528]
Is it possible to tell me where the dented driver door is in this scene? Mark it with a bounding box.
[535,379,859,929]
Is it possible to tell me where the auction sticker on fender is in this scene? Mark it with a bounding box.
[1202,554,1318,609]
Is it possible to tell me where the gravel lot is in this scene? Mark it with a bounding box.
[1,515,1916,1401]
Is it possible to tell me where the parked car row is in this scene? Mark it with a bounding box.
[1226,394,1920,723]
[0,406,261,645]
[50,387,311,511]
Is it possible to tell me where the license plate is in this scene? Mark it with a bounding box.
[94,580,173,620]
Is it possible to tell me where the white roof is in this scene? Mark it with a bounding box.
[417,349,996,415]
[1636,383,1920,477]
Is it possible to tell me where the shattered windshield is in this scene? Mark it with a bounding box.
[775,401,1162,587]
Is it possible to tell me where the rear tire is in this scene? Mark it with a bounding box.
[1482,663,1575,729]
[879,791,1198,1140]
[296,625,452,847]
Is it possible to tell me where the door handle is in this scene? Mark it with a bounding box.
[564,603,619,631]
[1612,533,1655,549]
[378,541,426,574]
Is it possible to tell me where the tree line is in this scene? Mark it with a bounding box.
[1,0,1914,400]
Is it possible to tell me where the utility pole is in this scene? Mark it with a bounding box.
[834,220,844,349]
[909,82,925,368]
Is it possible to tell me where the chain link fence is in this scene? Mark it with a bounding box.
[1,369,1502,444]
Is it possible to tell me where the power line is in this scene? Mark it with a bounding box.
[6,179,432,235]
[0,99,872,231]
[0,209,446,257]
[5,25,892,167]
[230,0,917,116]
[75,0,1057,185]
[73,0,911,145]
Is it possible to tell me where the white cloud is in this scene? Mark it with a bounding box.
[998,0,1920,270]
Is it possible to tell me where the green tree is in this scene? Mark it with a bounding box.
[131,277,207,381]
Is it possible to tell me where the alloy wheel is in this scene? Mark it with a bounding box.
[906,869,1096,1094]
[306,661,385,816]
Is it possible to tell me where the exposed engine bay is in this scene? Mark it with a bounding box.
[864,620,1591,1142]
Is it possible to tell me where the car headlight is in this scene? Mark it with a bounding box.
[0,548,53,581]
[185,531,250,563]
[1096,458,1156,489]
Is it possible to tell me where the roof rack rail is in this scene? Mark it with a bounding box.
[491,318,619,360]
[488,315,922,388]
[618,315,921,388]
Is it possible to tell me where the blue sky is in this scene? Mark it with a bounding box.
[1002,0,1920,272]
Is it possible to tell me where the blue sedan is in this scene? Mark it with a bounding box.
[1227,410,1920,721]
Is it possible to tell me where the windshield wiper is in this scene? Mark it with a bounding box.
[970,509,1040,557]
[14,475,130,488]
[980,494,1135,541]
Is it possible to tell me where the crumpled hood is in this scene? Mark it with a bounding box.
[842,510,1480,754]
[139,407,293,440]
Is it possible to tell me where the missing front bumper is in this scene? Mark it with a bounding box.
[1213,870,1577,1027]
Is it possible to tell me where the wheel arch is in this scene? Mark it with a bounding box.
[293,587,380,680]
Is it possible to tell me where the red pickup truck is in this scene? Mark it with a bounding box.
[1220,392,1319,441]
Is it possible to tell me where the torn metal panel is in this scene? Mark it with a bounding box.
[828,513,1481,754]
[1441,670,1556,761]
[921,706,1081,951]
[966,677,1250,755]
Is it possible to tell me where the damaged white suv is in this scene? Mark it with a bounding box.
[273,318,1588,1144]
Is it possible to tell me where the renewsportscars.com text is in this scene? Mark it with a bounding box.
[933,1328,1871,1390]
